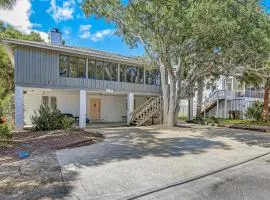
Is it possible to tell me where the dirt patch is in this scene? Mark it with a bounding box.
[0,129,104,164]
[0,151,72,200]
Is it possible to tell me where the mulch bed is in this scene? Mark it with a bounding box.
[0,129,104,164]
[218,124,270,132]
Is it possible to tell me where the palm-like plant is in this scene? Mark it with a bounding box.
[246,101,264,121]
[0,0,16,10]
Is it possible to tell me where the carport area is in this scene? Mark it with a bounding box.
[56,125,270,200]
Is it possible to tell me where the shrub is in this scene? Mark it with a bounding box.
[62,116,74,131]
[246,101,263,121]
[0,124,12,145]
[209,116,219,123]
[31,105,64,131]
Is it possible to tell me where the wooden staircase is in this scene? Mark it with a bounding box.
[129,96,162,126]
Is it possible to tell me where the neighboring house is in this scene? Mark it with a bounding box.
[2,29,168,129]
[179,75,264,119]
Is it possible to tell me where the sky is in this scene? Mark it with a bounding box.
[0,0,144,56]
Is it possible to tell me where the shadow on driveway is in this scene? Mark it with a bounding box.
[59,127,231,168]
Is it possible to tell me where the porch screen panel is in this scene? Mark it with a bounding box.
[78,58,86,78]
[88,59,96,79]
[104,61,111,81]
[111,63,118,81]
[126,66,137,83]
[59,55,69,77]
[69,56,78,78]
[96,61,104,80]
[136,67,144,84]
[120,64,126,82]
[145,69,160,85]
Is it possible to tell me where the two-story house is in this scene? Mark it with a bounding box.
[2,29,166,129]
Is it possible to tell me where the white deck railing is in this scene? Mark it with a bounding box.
[202,89,264,111]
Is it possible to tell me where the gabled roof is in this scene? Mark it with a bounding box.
[1,38,142,65]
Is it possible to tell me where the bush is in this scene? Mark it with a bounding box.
[62,116,74,131]
[246,101,263,121]
[208,116,219,123]
[31,105,64,131]
[0,124,12,145]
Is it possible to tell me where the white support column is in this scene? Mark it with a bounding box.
[85,58,89,79]
[15,86,24,130]
[117,63,120,82]
[224,98,228,119]
[79,90,86,129]
[216,99,219,118]
[127,92,134,125]
[188,99,193,121]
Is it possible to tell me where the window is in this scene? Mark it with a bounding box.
[59,54,86,78]
[42,96,57,108]
[42,96,49,106]
[50,97,57,109]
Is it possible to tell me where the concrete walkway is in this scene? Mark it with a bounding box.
[56,125,270,200]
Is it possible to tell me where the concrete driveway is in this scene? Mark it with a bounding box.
[56,125,270,200]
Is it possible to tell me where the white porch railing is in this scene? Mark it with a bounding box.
[202,89,264,112]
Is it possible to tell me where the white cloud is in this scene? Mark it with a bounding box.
[79,25,114,42]
[62,26,72,40]
[34,30,49,42]
[90,29,115,42]
[47,0,75,22]
[79,24,91,31]
[0,0,32,32]
[80,31,91,39]
[0,0,49,43]
[79,24,91,39]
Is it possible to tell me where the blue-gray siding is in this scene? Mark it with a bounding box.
[15,46,162,94]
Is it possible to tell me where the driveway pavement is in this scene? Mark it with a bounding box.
[56,125,270,200]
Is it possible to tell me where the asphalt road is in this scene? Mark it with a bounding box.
[135,153,270,200]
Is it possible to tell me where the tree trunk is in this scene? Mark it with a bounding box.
[159,59,180,127]
[263,83,270,122]
[196,77,204,118]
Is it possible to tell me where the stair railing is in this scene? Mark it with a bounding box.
[130,96,162,126]
[129,97,155,124]
[135,96,162,126]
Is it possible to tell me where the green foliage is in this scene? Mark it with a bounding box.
[62,116,75,131]
[0,124,12,145]
[0,92,14,128]
[0,21,44,128]
[83,0,270,126]
[0,0,16,10]
[246,101,263,121]
[31,105,64,131]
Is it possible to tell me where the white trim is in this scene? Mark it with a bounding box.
[1,38,141,65]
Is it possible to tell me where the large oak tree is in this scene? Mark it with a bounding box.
[83,0,270,126]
